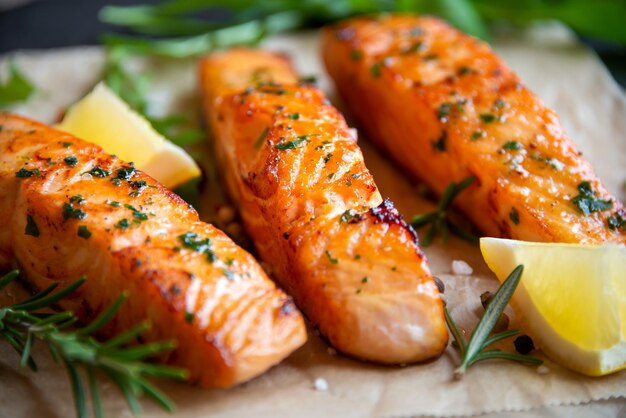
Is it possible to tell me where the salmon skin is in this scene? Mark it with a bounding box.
[322,15,626,244]
[0,113,306,388]
[199,49,447,364]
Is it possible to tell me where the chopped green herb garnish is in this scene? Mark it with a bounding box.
[423,53,438,61]
[458,66,472,76]
[274,136,310,150]
[69,194,84,204]
[340,209,355,223]
[87,166,110,178]
[349,49,362,61]
[115,166,136,180]
[254,127,269,149]
[438,102,452,121]
[571,181,613,216]
[184,312,194,324]
[502,141,523,151]
[432,130,447,152]
[509,207,520,225]
[323,153,333,164]
[128,180,148,196]
[115,218,130,229]
[62,142,72,148]
[327,172,335,180]
[361,277,368,283]
[325,250,339,264]
[15,167,39,178]
[470,130,485,141]
[178,231,216,262]
[354,254,361,260]
[62,203,87,221]
[25,215,39,237]
[607,213,625,231]
[124,204,148,221]
[494,99,506,109]
[108,201,121,208]
[63,156,78,167]
[479,113,497,123]
[288,113,300,120]
[77,225,92,239]
[547,158,565,171]
[370,62,382,78]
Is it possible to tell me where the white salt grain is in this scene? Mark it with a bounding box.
[451,260,473,275]
[537,365,550,375]
[314,377,329,391]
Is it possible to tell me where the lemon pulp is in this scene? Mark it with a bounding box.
[480,237,626,376]
[56,83,201,189]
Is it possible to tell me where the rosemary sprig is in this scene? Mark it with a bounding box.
[444,265,543,379]
[410,176,477,246]
[0,270,188,418]
[98,0,626,58]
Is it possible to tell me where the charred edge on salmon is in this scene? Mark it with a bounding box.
[369,198,419,243]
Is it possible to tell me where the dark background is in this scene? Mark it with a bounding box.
[0,0,624,87]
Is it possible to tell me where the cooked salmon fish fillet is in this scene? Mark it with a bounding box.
[199,49,447,364]
[0,113,306,388]
[322,15,626,244]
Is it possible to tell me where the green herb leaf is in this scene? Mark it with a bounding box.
[178,231,216,262]
[0,61,35,107]
[0,270,187,418]
[274,136,310,150]
[411,176,477,246]
[77,225,92,239]
[64,156,79,167]
[572,181,613,216]
[445,265,543,378]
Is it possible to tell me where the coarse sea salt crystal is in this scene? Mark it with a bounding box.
[313,377,329,391]
[452,260,473,275]
[537,365,550,374]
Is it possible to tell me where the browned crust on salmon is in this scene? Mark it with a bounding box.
[199,49,448,364]
[0,113,306,388]
[322,14,626,244]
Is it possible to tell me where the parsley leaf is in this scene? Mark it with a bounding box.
[0,61,35,108]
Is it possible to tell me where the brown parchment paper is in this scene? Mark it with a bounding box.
[0,24,625,418]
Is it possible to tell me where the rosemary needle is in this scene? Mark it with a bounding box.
[0,270,188,418]
[444,265,543,379]
[410,176,478,246]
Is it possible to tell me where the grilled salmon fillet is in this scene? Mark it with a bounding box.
[199,49,447,364]
[322,15,626,244]
[0,113,306,388]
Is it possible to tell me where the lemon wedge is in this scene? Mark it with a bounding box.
[480,237,626,376]
[56,82,201,189]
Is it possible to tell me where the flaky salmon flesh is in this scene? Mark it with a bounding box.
[200,49,448,364]
[0,113,306,388]
[322,15,626,244]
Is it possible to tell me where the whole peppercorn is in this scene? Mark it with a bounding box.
[480,291,493,309]
[514,335,536,355]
